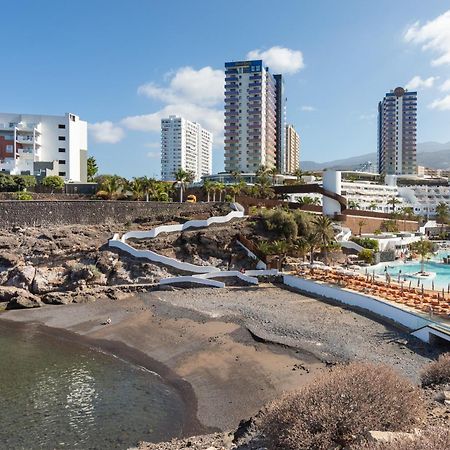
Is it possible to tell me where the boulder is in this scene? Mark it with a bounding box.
[6,265,36,290]
[95,251,119,274]
[0,252,22,268]
[0,287,43,308]
[31,269,52,294]
[366,430,415,443]
[42,292,73,305]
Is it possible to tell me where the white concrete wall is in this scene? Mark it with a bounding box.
[323,170,342,216]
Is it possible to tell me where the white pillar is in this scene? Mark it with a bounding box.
[323,170,342,216]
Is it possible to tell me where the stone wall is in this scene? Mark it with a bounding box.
[343,214,419,234]
[0,201,224,227]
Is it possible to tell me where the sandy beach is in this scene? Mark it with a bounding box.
[1,283,441,439]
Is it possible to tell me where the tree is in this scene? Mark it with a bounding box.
[174,169,194,203]
[268,167,278,185]
[410,239,435,274]
[358,219,366,236]
[0,174,17,192]
[203,180,214,202]
[436,202,449,234]
[87,156,98,182]
[293,169,310,183]
[348,200,360,209]
[313,215,335,264]
[216,182,226,202]
[297,196,320,206]
[99,175,124,199]
[130,177,145,200]
[368,202,378,211]
[388,196,401,213]
[254,174,275,199]
[292,237,309,261]
[42,175,64,194]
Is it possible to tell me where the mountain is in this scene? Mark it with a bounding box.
[302,142,450,171]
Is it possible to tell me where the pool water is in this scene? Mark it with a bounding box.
[375,258,450,290]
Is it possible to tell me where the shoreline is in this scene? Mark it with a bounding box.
[0,317,207,438]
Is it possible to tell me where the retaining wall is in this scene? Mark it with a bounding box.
[0,201,223,227]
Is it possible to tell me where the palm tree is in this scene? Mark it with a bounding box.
[436,202,449,235]
[410,239,434,274]
[347,200,360,210]
[101,175,123,200]
[254,175,274,199]
[216,182,226,202]
[368,202,378,211]
[231,171,242,183]
[388,196,401,213]
[268,167,278,186]
[313,215,335,264]
[305,231,320,264]
[227,182,244,202]
[203,180,214,202]
[358,219,366,236]
[292,237,309,262]
[174,169,194,203]
[293,169,309,184]
[298,196,320,206]
[130,177,145,200]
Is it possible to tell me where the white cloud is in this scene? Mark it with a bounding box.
[137,66,224,107]
[404,10,450,66]
[122,104,223,144]
[301,105,316,112]
[440,79,450,92]
[246,46,305,74]
[88,121,125,143]
[147,151,160,159]
[122,66,225,145]
[429,94,450,110]
[405,75,438,90]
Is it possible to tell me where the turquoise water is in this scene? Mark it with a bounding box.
[0,322,185,449]
[375,258,450,290]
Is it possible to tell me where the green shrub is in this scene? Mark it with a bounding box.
[257,363,425,450]
[358,248,375,264]
[14,191,33,201]
[292,210,313,236]
[351,237,379,250]
[421,353,450,387]
[261,208,298,240]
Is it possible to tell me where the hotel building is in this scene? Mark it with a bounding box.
[0,112,87,182]
[285,124,300,174]
[161,115,212,182]
[224,60,278,173]
[378,87,417,176]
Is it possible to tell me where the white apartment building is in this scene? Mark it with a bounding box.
[398,184,450,217]
[160,116,212,182]
[285,124,300,174]
[0,112,87,182]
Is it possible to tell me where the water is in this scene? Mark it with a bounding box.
[0,322,185,449]
[374,256,450,290]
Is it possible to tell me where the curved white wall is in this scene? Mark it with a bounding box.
[323,170,342,216]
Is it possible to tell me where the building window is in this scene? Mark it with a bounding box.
[58,148,66,153]
[58,136,66,141]
[59,160,66,164]
[58,124,66,129]
[59,171,66,176]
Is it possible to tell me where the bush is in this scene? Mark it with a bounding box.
[14,191,33,201]
[41,175,64,193]
[421,353,450,387]
[261,208,298,240]
[351,236,379,251]
[257,363,425,450]
[292,210,313,236]
[361,427,450,449]
[359,248,375,264]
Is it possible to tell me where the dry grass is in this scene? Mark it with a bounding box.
[257,363,425,450]
[360,427,450,449]
[421,353,450,387]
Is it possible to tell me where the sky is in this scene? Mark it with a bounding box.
[1,0,450,178]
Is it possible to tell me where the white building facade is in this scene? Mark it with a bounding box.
[160,116,212,182]
[285,124,300,174]
[0,112,87,182]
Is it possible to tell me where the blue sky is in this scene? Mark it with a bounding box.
[1,0,450,177]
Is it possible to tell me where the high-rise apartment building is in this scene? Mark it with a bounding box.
[285,124,300,174]
[0,112,87,181]
[378,87,417,175]
[274,74,287,173]
[224,60,278,173]
[161,115,212,182]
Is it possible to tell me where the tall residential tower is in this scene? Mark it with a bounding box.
[160,115,212,182]
[285,124,300,174]
[224,60,278,173]
[377,87,417,175]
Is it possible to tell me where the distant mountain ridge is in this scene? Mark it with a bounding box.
[302,142,450,171]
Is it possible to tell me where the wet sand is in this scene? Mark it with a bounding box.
[1,290,324,433]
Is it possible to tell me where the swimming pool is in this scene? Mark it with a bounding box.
[373,256,450,291]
